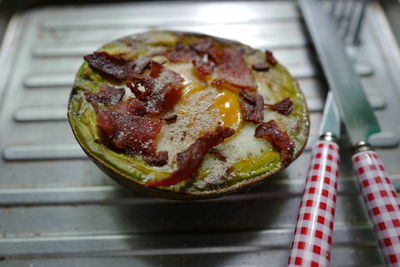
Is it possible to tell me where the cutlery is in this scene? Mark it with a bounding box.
[288,93,340,267]
[299,0,400,265]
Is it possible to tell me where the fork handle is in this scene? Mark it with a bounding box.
[288,140,340,267]
[353,150,400,266]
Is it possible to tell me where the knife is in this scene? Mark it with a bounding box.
[288,92,341,267]
[299,0,400,266]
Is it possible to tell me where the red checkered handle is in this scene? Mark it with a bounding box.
[288,140,340,267]
[353,150,400,266]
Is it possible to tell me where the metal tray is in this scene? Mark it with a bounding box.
[0,1,400,266]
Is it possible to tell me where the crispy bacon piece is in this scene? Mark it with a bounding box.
[209,148,227,162]
[84,52,150,80]
[239,90,264,124]
[84,85,125,112]
[127,74,153,100]
[127,67,184,115]
[165,43,198,63]
[96,85,125,106]
[254,120,295,166]
[84,52,131,80]
[266,98,294,115]
[149,61,164,78]
[97,98,162,154]
[133,56,152,74]
[147,126,235,187]
[207,48,225,65]
[192,58,215,77]
[252,62,270,71]
[143,151,169,166]
[210,48,256,90]
[265,50,278,65]
[162,114,178,123]
[190,38,213,53]
[109,98,147,116]
[152,70,184,114]
[84,91,99,112]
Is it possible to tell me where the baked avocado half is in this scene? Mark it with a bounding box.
[68,30,309,200]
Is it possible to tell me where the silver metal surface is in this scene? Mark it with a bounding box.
[330,0,370,45]
[354,140,374,153]
[319,92,341,139]
[299,0,380,145]
[0,1,400,266]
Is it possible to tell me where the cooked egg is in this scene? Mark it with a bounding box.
[168,60,244,138]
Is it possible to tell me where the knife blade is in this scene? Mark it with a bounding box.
[288,92,340,267]
[299,0,400,266]
[319,92,340,139]
[299,0,379,146]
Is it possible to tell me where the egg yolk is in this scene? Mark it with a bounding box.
[213,89,242,133]
[178,82,243,138]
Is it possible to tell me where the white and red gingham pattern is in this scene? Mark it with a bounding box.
[353,150,400,266]
[288,141,340,267]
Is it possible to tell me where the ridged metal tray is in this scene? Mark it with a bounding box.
[0,1,400,266]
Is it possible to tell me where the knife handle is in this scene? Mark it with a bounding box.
[353,150,400,266]
[288,140,340,267]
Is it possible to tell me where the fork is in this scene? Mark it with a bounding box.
[328,0,370,45]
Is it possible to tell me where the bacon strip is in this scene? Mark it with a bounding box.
[143,151,169,167]
[265,50,278,65]
[84,52,150,80]
[192,58,214,78]
[149,61,164,78]
[127,64,184,115]
[162,114,178,123]
[127,74,153,100]
[239,90,264,124]
[84,85,125,112]
[84,91,99,112]
[254,120,295,166]
[165,43,198,63]
[147,127,235,187]
[210,48,256,90]
[96,85,125,106]
[252,62,270,71]
[97,98,162,154]
[209,148,227,162]
[111,97,147,116]
[133,56,152,74]
[190,38,213,53]
[266,98,293,115]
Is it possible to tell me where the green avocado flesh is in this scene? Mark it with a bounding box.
[68,30,309,199]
